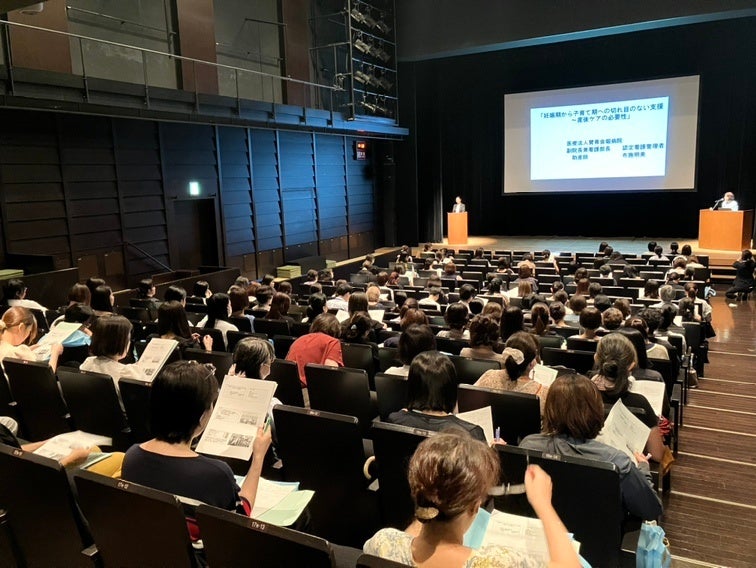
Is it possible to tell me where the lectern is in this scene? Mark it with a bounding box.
[698,209,753,251]
[447,212,468,246]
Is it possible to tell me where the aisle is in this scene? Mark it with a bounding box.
[662,295,756,567]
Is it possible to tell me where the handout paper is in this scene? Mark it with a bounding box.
[34,430,113,461]
[135,338,179,381]
[596,399,651,462]
[456,406,494,444]
[533,364,558,388]
[629,379,665,416]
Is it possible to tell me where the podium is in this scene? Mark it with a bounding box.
[698,209,753,251]
[447,212,468,245]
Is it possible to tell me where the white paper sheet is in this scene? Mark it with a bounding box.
[596,399,651,462]
[195,376,277,460]
[34,430,113,461]
[368,309,385,322]
[456,406,494,444]
[629,379,665,416]
[135,338,179,381]
[533,364,558,388]
[34,322,82,359]
[335,310,350,323]
[481,510,552,561]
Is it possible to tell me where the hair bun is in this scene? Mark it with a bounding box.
[601,361,619,377]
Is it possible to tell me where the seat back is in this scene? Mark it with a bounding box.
[57,367,130,450]
[341,342,377,385]
[193,326,225,350]
[226,330,268,354]
[272,335,296,359]
[273,405,378,547]
[536,335,564,354]
[254,318,291,337]
[117,305,150,324]
[0,366,17,423]
[376,346,401,372]
[197,504,335,568]
[552,326,580,339]
[565,337,599,352]
[183,349,233,385]
[73,470,196,568]
[681,321,702,350]
[228,315,252,332]
[4,358,71,440]
[648,358,676,396]
[374,373,409,421]
[305,364,376,436]
[118,378,152,443]
[448,355,500,385]
[435,336,469,355]
[541,348,595,374]
[268,359,305,407]
[494,445,622,567]
[457,384,540,445]
[0,444,93,567]
[356,554,410,568]
[370,422,433,528]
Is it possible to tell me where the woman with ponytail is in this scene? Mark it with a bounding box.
[591,333,666,461]
[364,430,580,567]
[475,331,549,414]
[0,306,63,372]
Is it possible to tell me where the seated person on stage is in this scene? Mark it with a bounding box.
[725,249,755,300]
[459,315,504,363]
[589,334,666,462]
[285,313,343,385]
[196,293,239,350]
[81,315,146,389]
[1,278,48,312]
[520,374,663,522]
[0,307,62,372]
[121,361,272,520]
[364,430,580,567]
[475,331,548,414]
[385,324,436,377]
[435,302,470,340]
[387,351,486,442]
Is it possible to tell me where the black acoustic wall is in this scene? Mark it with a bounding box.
[0,109,376,283]
[397,17,756,242]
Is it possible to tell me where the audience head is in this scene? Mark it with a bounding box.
[542,374,604,440]
[677,297,697,321]
[681,244,692,256]
[613,298,631,318]
[267,292,291,320]
[638,308,662,335]
[458,284,476,303]
[157,301,191,339]
[487,278,502,294]
[0,306,37,345]
[164,285,187,304]
[579,306,602,333]
[137,278,156,299]
[398,324,437,365]
[305,269,318,283]
[574,278,590,296]
[150,361,219,444]
[653,245,663,257]
[601,307,624,331]
[335,282,352,299]
[672,256,687,270]
[409,430,500,524]
[348,292,369,314]
[568,294,587,315]
[549,301,566,325]
[376,271,390,286]
[588,282,602,299]
[406,351,457,414]
[500,306,524,341]
[624,265,639,278]
[658,304,676,331]
[598,264,613,278]
[206,293,231,326]
[444,302,469,331]
[598,242,609,253]
[574,267,589,280]
[232,337,274,380]
[517,281,533,298]
[306,292,327,321]
[401,308,429,331]
[530,302,550,336]
[366,285,382,304]
[64,303,94,326]
[553,290,569,306]
[261,274,276,286]
[518,265,532,279]
[68,283,91,306]
[309,313,341,338]
[255,285,274,308]
[91,285,115,313]
[481,301,503,322]
[234,276,250,289]
[658,285,675,304]
[647,241,658,253]
[468,315,500,348]
[192,281,210,299]
[644,279,660,299]
[277,281,293,296]
[594,333,636,396]
[502,331,538,380]
[85,277,106,297]
[443,262,457,277]
[342,312,374,341]
[90,315,132,360]
[669,242,679,253]
[603,245,614,257]
[593,294,612,312]
[228,285,250,315]
[741,249,753,261]
[497,257,511,270]
[317,270,333,283]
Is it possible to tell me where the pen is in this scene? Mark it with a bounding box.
[494,427,501,441]
[263,415,272,433]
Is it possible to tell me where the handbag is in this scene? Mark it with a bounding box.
[636,521,671,568]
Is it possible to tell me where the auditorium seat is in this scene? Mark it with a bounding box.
[4,358,71,440]
[57,367,131,450]
[370,422,433,528]
[197,503,336,568]
[448,355,500,385]
[183,348,233,385]
[273,405,380,547]
[376,346,401,372]
[254,318,291,337]
[566,337,599,352]
[272,334,296,359]
[73,470,196,567]
[457,384,540,445]
[374,373,409,421]
[0,444,96,568]
[226,330,268,354]
[305,364,377,437]
[341,342,377,387]
[435,336,469,355]
[118,378,152,443]
[541,347,595,374]
[268,359,305,407]
[229,315,253,332]
[356,554,409,568]
[494,445,625,567]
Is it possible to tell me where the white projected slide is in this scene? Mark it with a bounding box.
[503,76,700,194]
[530,96,669,180]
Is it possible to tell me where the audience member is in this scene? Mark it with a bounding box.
[459,315,503,362]
[285,313,343,385]
[385,324,436,377]
[435,302,469,340]
[80,315,145,388]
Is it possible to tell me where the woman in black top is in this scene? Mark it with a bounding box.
[388,351,486,442]
[725,249,755,299]
[590,333,666,462]
[157,301,211,354]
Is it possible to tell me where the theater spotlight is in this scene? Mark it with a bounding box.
[353,34,371,55]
